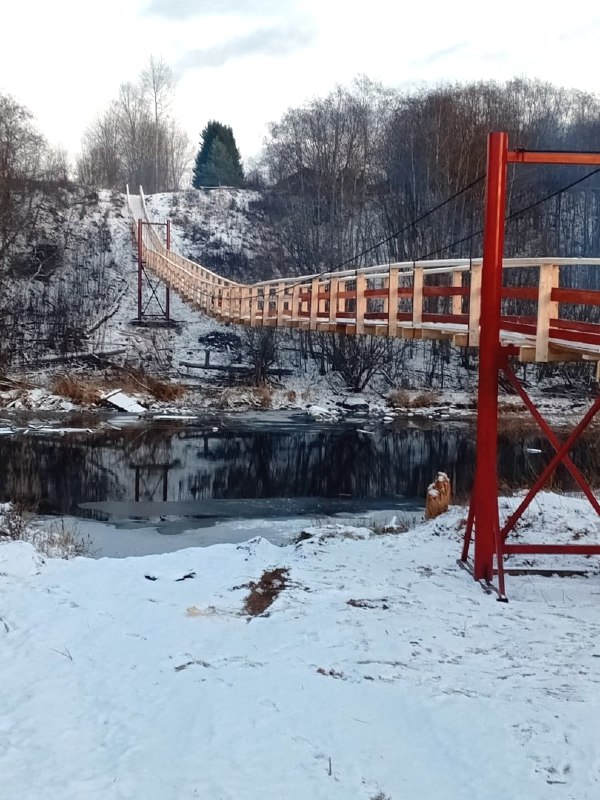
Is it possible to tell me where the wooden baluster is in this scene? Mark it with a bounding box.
[388,266,399,337]
[536,263,559,361]
[292,282,300,326]
[452,270,463,317]
[310,278,319,331]
[223,285,231,321]
[355,272,366,334]
[329,277,339,330]
[241,285,250,323]
[277,282,285,327]
[412,266,423,328]
[468,263,482,347]
[249,286,257,326]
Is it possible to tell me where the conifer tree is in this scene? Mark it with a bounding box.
[192,121,244,188]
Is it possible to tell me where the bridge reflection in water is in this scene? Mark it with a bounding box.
[0,420,598,527]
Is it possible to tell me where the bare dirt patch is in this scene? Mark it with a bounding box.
[239,567,290,616]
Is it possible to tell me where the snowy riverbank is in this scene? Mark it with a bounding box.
[2,494,600,799]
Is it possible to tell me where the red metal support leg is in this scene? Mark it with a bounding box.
[470,132,509,582]
[165,219,171,322]
[137,219,143,322]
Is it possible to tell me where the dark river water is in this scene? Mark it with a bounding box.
[0,414,597,531]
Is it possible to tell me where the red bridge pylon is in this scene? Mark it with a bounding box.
[460,132,600,599]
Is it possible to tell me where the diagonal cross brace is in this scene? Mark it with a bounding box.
[502,363,600,530]
[501,383,600,540]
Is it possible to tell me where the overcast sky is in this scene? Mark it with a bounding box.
[2,0,599,164]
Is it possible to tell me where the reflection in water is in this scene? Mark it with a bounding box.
[0,419,597,519]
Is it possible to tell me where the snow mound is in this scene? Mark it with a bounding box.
[0,541,45,578]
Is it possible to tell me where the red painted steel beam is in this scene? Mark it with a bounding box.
[504,544,600,555]
[471,132,509,583]
[507,151,600,165]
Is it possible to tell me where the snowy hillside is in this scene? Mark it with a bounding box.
[145,188,283,282]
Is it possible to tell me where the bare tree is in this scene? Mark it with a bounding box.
[0,94,46,266]
[77,56,191,192]
[141,56,174,192]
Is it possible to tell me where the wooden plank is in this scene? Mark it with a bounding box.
[551,287,600,306]
[423,285,468,297]
[468,263,482,347]
[519,345,583,363]
[421,329,455,341]
[453,333,469,347]
[502,286,539,301]
[536,264,559,361]
[388,266,399,337]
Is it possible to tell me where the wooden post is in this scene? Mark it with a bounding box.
[241,285,250,322]
[310,278,319,330]
[223,285,231,321]
[292,282,300,325]
[452,270,463,317]
[468,263,482,347]
[388,266,399,337]
[356,272,366,334]
[329,277,339,326]
[277,282,285,326]
[535,263,559,361]
[412,266,423,327]
[249,286,257,326]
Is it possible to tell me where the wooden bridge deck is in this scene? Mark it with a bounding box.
[127,188,600,372]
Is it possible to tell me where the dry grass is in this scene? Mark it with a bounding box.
[254,385,272,409]
[52,375,102,405]
[388,389,410,409]
[498,400,523,414]
[240,567,290,616]
[107,369,186,402]
[0,506,92,559]
[52,370,186,406]
[388,389,440,409]
[32,518,94,559]
[286,390,297,403]
[411,391,440,408]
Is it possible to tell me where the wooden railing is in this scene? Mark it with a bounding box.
[126,187,600,366]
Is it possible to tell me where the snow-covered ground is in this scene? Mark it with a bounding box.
[1,493,600,799]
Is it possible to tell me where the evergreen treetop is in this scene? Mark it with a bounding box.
[192,121,244,188]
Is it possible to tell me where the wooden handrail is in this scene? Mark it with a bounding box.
[130,191,600,365]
